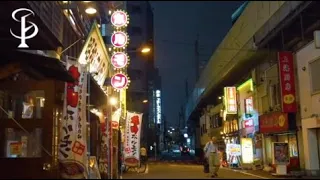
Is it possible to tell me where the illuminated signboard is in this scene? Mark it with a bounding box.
[224,87,237,114]
[111,31,128,48]
[111,10,129,28]
[78,22,109,89]
[244,96,253,114]
[111,52,128,69]
[111,73,128,90]
[241,138,254,164]
[156,90,161,124]
[110,9,130,91]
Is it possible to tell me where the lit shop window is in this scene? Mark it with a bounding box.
[5,90,45,120]
[4,128,42,158]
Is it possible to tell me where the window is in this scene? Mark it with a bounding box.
[269,83,280,108]
[128,27,142,36]
[4,128,42,158]
[128,5,142,14]
[310,58,320,94]
[2,90,45,120]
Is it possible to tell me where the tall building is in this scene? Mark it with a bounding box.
[125,1,156,150]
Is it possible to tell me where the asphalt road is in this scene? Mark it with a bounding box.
[159,151,196,161]
[122,163,273,179]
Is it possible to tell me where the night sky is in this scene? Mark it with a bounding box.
[150,1,243,127]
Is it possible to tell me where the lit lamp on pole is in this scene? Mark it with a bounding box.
[109,97,118,106]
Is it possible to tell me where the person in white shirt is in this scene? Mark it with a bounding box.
[204,136,220,178]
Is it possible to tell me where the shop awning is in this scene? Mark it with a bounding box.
[0,50,75,82]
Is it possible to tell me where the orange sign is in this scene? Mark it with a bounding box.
[224,87,237,114]
[9,142,22,155]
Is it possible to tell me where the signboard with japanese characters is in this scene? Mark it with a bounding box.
[259,112,289,133]
[59,59,88,179]
[111,32,128,48]
[111,52,129,69]
[78,22,110,90]
[111,73,128,90]
[123,111,143,167]
[278,52,297,113]
[224,87,237,114]
[110,10,130,91]
[111,10,129,28]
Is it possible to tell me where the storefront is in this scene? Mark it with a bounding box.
[0,51,75,179]
[222,115,240,167]
[259,112,299,172]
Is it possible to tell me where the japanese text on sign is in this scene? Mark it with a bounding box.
[59,59,88,178]
[224,87,237,114]
[278,52,297,113]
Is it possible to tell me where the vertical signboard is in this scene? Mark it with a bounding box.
[110,10,130,92]
[224,87,237,114]
[123,111,143,167]
[241,138,254,164]
[278,52,297,113]
[59,59,88,179]
[156,90,161,124]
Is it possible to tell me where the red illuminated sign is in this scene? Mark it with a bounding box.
[111,32,128,48]
[259,112,289,133]
[224,87,237,114]
[111,11,128,28]
[111,52,128,69]
[244,118,254,128]
[278,52,297,113]
[111,73,128,90]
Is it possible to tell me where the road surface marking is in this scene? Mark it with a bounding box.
[222,168,268,179]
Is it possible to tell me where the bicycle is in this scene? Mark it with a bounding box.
[138,156,148,173]
[122,157,148,174]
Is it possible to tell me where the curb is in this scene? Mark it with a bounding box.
[221,167,269,179]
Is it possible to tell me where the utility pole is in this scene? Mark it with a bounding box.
[194,33,200,82]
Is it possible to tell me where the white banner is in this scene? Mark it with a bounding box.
[59,59,88,179]
[123,111,143,167]
[111,108,121,129]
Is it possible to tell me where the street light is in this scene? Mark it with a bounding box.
[85,7,97,15]
[142,99,148,103]
[109,97,118,106]
[141,47,151,54]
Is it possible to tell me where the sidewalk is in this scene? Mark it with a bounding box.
[225,167,320,179]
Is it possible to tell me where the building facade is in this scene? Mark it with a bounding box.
[296,40,320,176]
[185,1,320,176]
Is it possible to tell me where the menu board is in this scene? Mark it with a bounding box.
[241,138,254,164]
[273,142,289,165]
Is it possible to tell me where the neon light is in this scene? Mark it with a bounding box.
[237,78,253,91]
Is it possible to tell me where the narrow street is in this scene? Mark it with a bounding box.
[123,163,275,179]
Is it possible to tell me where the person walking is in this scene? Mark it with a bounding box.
[204,136,220,178]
